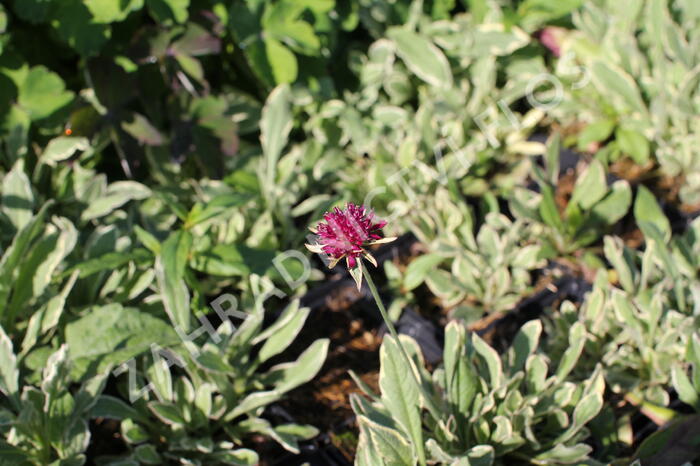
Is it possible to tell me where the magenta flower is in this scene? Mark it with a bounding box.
[306,203,395,272]
[536,26,566,58]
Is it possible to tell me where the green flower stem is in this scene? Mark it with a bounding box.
[361,265,443,424]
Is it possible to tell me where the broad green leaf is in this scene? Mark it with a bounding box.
[555,392,603,443]
[616,127,650,164]
[509,319,542,372]
[404,253,444,291]
[53,0,111,56]
[134,444,161,464]
[576,119,615,152]
[84,0,144,23]
[17,66,74,120]
[121,113,165,146]
[264,37,297,84]
[590,60,646,115]
[263,338,329,394]
[7,217,77,322]
[590,180,632,225]
[155,230,192,332]
[0,201,53,320]
[148,402,185,425]
[672,365,699,410]
[90,395,144,421]
[538,185,563,231]
[255,302,309,363]
[569,159,606,210]
[358,415,413,466]
[146,353,173,403]
[66,304,178,376]
[146,0,189,24]
[387,28,452,88]
[1,159,34,231]
[184,193,250,229]
[379,336,424,463]
[11,0,55,23]
[42,136,90,164]
[555,322,586,380]
[227,390,282,420]
[534,443,592,463]
[0,327,18,400]
[472,333,503,389]
[603,236,636,294]
[260,84,292,195]
[444,322,476,419]
[81,181,151,221]
[634,185,671,242]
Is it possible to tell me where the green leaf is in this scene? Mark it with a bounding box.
[255,302,310,363]
[227,391,282,420]
[184,193,250,229]
[555,392,603,443]
[472,333,503,389]
[11,0,56,23]
[576,119,615,152]
[387,28,452,88]
[264,37,298,84]
[121,113,165,146]
[18,66,74,121]
[569,159,607,210]
[84,0,144,23]
[0,201,53,321]
[444,322,476,420]
[66,304,178,376]
[263,338,329,394]
[7,216,77,322]
[616,127,650,164]
[603,236,637,294]
[672,365,699,410]
[42,136,90,164]
[590,60,646,115]
[538,185,563,231]
[148,402,185,425]
[1,159,34,231]
[155,230,192,332]
[260,84,292,194]
[90,395,143,421]
[358,415,413,466]
[590,180,632,225]
[52,0,111,57]
[634,185,671,242]
[190,244,275,277]
[134,444,161,464]
[509,319,542,373]
[0,326,18,401]
[146,0,189,24]
[81,181,151,221]
[534,443,592,463]
[404,253,444,291]
[555,321,586,380]
[379,336,424,463]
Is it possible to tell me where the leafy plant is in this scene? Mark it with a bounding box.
[91,299,328,465]
[510,138,632,254]
[351,319,604,465]
[550,0,700,203]
[402,197,545,321]
[545,272,696,407]
[0,333,108,466]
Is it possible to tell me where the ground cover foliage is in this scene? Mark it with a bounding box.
[0,0,699,464]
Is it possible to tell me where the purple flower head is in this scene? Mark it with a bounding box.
[306,203,395,270]
[536,26,566,58]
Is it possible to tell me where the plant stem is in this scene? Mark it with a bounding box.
[361,266,443,423]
